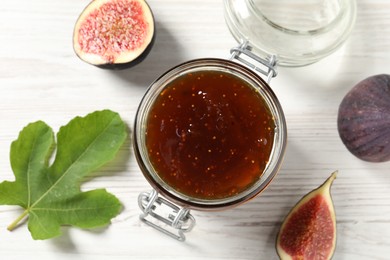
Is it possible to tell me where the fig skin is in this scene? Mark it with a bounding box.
[337,74,390,162]
[73,0,155,70]
[276,171,337,260]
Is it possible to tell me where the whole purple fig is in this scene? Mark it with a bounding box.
[338,74,390,162]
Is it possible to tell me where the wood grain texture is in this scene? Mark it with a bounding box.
[1,0,390,259]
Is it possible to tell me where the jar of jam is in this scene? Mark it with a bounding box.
[134,56,286,240]
[134,0,356,241]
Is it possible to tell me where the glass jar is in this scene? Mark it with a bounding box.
[224,0,357,66]
[134,58,286,240]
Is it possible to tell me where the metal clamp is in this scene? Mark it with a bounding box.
[230,41,278,84]
[138,190,196,241]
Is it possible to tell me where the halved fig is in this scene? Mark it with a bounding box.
[276,171,337,260]
[73,0,155,69]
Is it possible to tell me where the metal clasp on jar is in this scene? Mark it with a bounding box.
[230,40,277,83]
[138,190,196,241]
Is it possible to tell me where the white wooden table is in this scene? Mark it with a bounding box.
[1,1,390,259]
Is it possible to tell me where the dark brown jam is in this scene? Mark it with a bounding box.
[145,70,275,200]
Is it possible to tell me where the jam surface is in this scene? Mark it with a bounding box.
[146,70,275,200]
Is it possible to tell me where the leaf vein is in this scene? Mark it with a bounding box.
[32,205,117,212]
[29,116,117,209]
[29,210,51,237]
[26,131,40,207]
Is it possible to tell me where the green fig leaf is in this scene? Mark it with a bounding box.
[0,110,127,240]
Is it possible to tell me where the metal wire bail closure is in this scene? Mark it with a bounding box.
[230,40,278,84]
[138,190,196,241]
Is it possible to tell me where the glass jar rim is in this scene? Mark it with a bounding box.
[133,58,287,210]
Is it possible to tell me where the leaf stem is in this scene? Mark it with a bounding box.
[7,210,29,231]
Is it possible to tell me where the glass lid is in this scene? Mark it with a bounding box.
[223,0,357,67]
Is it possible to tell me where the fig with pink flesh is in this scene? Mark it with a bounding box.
[73,0,155,69]
[276,171,337,260]
[338,74,390,162]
